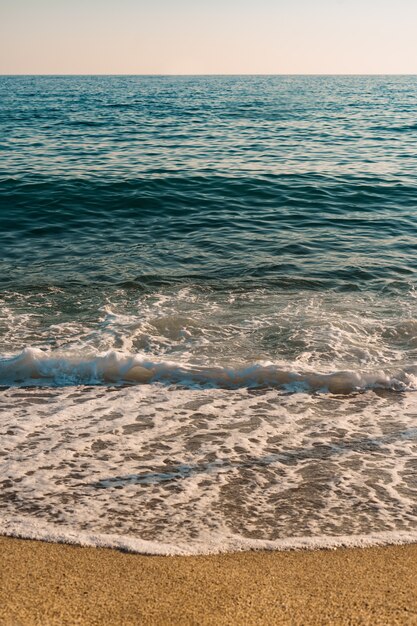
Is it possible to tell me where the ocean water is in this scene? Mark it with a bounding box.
[1,75,417,554]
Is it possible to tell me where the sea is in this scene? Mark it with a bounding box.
[0,75,416,555]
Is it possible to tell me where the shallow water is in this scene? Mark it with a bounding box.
[0,75,416,553]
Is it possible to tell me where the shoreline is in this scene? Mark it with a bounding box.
[3,517,417,555]
[1,537,416,625]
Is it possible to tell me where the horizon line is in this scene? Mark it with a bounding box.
[1,73,417,77]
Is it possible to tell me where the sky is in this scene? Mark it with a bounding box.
[1,0,417,75]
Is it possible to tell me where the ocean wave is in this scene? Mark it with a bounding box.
[1,348,416,393]
[1,171,416,293]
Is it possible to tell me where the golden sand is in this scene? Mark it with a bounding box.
[1,537,416,625]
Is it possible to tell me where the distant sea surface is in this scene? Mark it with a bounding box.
[1,76,416,554]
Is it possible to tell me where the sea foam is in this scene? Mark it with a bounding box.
[1,382,416,555]
[1,516,417,556]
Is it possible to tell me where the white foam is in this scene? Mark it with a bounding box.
[1,516,416,556]
[1,288,417,556]
[1,383,416,556]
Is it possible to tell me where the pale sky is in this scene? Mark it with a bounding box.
[1,0,417,75]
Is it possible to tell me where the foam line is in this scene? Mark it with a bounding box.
[1,516,416,556]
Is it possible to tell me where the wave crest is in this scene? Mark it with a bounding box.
[1,348,416,393]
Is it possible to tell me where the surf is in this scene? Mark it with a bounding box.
[1,347,416,393]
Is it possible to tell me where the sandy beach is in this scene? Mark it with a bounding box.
[1,537,416,625]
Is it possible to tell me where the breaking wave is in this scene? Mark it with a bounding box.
[2,347,417,394]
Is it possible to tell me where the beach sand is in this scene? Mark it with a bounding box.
[1,537,416,625]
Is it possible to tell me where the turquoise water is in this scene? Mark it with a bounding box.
[0,76,416,554]
[2,75,417,292]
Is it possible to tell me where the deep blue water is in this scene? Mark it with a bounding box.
[1,75,417,293]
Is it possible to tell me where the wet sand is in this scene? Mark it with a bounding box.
[1,537,416,625]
